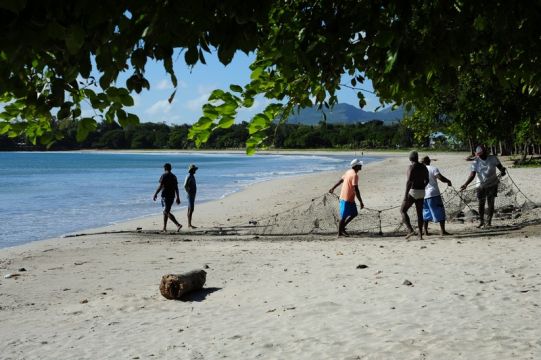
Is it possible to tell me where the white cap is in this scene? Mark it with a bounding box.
[350,158,363,167]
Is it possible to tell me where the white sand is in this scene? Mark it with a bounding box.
[1,152,541,360]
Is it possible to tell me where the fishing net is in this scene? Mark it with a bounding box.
[228,172,539,237]
[442,174,538,225]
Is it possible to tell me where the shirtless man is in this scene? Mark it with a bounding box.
[400,151,429,239]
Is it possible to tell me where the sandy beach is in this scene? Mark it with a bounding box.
[1,152,541,360]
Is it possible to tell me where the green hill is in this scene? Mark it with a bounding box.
[285,103,404,125]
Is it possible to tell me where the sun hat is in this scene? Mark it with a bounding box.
[188,164,198,171]
[350,158,363,168]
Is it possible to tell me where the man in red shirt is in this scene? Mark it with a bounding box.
[329,159,365,237]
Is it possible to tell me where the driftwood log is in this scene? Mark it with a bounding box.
[159,270,207,300]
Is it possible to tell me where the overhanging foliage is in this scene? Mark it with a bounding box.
[1,1,540,152]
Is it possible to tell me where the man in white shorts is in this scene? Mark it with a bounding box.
[400,151,429,240]
[422,156,452,236]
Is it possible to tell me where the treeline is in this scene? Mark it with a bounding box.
[0,120,426,150]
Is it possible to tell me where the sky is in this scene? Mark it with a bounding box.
[115,51,382,125]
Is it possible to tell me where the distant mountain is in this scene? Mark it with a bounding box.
[284,103,404,125]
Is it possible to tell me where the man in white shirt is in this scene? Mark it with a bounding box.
[460,145,506,227]
[422,156,452,236]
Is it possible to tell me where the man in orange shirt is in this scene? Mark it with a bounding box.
[329,159,365,237]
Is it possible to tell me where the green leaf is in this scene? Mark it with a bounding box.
[0,122,10,135]
[76,118,97,142]
[250,67,264,80]
[243,97,255,107]
[217,44,235,65]
[0,0,27,13]
[119,113,139,128]
[191,116,214,131]
[217,116,235,129]
[120,93,134,106]
[384,50,398,73]
[46,22,65,40]
[168,90,177,104]
[57,106,71,120]
[203,106,219,120]
[116,108,127,124]
[216,102,237,116]
[230,84,243,93]
[65,26,85,54]
[248,114,270,134]
[208,89,225,101]
[131,48,147,69]
[185,47,198,65]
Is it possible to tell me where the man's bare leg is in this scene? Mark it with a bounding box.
[162,213,169,232]
[342,214,356,236]
[414,198,424,240]
[168,213,182,231]
[477,197,486,228]
[401,197,416,238]
[423,221,430,236]
[187,208,197,229]
[439,221,450,235]
[337,219,348,237]
[486,195,495,226]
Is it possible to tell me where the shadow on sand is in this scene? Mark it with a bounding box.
[180,287,222,302]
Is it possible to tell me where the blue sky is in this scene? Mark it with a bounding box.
[116,51,382,125]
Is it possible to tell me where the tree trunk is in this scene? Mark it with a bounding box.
[520,142,529,163]
[160,270,207,300]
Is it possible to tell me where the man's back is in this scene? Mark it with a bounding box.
[410,162,429,190]
[160,172,178,198]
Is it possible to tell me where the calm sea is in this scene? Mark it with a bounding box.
[0,151,380,248]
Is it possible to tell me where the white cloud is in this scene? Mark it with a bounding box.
[145,99,172,115]
[184,84,218,111]
[155,78,188,90]
[186,93,210,112]
[156,79,173,90]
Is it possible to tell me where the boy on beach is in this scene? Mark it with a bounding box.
[422,155,452,236]
[329,159,365,237]
[184,164,198,229]
[401,151,429,240]
[460,145,506,228]
[153,163,182,232]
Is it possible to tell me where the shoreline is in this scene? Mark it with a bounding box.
[2,152,541,359]
[0,150,386,249]
[2,151,388,249]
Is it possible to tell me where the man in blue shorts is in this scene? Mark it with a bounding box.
[153,163,182,232]
[422,156,452,236]
[329,159,365,237]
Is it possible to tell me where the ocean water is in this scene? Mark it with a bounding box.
[0,151,380,248]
